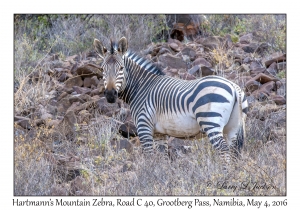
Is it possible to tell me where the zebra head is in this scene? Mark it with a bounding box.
[93,37,128,103]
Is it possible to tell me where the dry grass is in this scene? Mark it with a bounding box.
[14,14,286,196]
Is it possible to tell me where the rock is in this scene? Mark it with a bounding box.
[158,47,173,55]
[276,78,286,96]
[76,64,103,79]
[188,65,200,75]
[83,77,92,88]
[201,66,215,76]
[243,57,252,63]
[178,71,196,80]
[97,97,120,114]
[14,116,31,130]
[58,73,73,82]
[259,81,275,96]
[265,54,286,67]
[169,43,180,52]
[57,92,68,101]
[250,67,266,76]
[121,161,135,172]
[252,90,268,102]
[158,53,187,69]
[70,176,89,196]
[77,110,92,124]
[64,110,77,128]
[251,73,279,84]
[69,95,86,104]
[239,33,253,44]
[250,61,263,71]
[110,139,133,154]
[256,42,269,54]
[65,76,83,88]
[181,47,197,61]
[66,54,79,62]
[72,86,91,95]
[242,43,258,53]
[50,185,69,196]
[245,79,261,92]
[57,98,72,113]
[277,62,286,71]
[266,62,278,76]
[119,121,138,138]
[41,113,53,121]
[269,95,286,105]
[90,76,100,87]
[201,36,224,50]
[237,64,250,72]
[192,57,212,67]
[90,89,102,97]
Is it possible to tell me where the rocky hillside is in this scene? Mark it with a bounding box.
[14,31,286,196]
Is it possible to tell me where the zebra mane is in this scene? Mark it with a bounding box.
[125,51,165,76]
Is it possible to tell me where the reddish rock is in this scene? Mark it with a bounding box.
[266,62,278,76]
[110,139,133,153]
[270,95,286,105]
[250,67,266,76]
[239,33,253,44]
[259,81,275,95]
[169,43,180,52]
[251,73,279,84]
[65,76,83,88]
[64,110,77,128]
[181,47,197,61]
[158,53,187,69]
[76,64,103,78]
[245,79,261,92]
[90,76,100,87]
[265,54,286,68]
[72,86,91,95]
[242,43,258,53]
[83,77,92,88]
[192,57,212,67]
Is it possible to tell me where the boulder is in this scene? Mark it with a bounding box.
[14,116,31,130]
[110,139,133,153]
[181,47,197,61]
[76,64,103,78]
[269,95,286,105]
[119,121,138,138]
[83,77,92,88]
[65,76,83,88]
[264,54,286,68]
[158,53,187,69]
[169,43,180,52]
[266,62,278,76]
[245,79,261,92]
[90,76,100,87]
[239,33,253,44]
[192,57,212,67]
[64,110,77,128]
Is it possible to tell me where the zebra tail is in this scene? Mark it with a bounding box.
[235,85,245,152]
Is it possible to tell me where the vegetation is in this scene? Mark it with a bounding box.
[14,14,286,196]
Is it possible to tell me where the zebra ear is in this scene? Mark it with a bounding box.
[118,37,128,55]
[94,39,107,59]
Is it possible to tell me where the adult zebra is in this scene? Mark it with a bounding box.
[94,37,248,163]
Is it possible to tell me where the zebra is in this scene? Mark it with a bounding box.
[93,37,248,164]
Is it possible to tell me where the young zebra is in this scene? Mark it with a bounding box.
[94,37,248,164]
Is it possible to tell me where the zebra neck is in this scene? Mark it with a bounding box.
[118,59,160,104]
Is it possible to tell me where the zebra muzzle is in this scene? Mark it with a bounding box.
[104,88,118,103]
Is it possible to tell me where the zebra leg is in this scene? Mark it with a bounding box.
[224,102,245,161]
[154,135,169,159]
[136,118,155,154]
[207,131,231,164]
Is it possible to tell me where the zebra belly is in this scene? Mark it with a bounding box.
[154,114,200,138]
